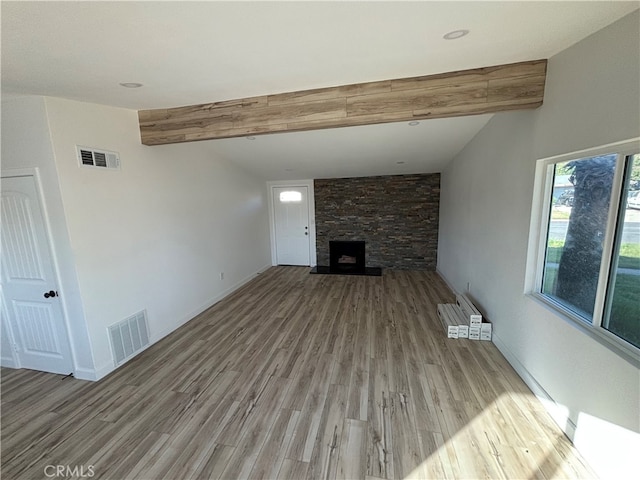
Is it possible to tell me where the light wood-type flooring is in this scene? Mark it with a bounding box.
[1,267,596,479]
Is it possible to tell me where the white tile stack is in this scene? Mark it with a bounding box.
[437,303,463,338]
[437,294,491,341]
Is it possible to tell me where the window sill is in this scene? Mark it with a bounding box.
[526,292,640,368]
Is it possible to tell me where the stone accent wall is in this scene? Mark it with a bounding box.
[314,173,440,270]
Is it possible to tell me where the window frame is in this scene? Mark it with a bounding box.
[527,138,640,365]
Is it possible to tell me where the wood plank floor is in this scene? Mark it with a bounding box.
[1,267,596,479]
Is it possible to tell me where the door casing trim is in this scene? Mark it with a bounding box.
[267,180,316,267]
[1,167,77,374]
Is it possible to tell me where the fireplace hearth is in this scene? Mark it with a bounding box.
[310,240,382,276]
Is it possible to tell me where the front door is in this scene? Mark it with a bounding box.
[273,186,310,266]
[1,175,74,374]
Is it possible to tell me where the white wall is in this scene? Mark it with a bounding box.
[42,97,271,378]
[438,11,639,480]
[2,95,271,379]
[1,95,95,374]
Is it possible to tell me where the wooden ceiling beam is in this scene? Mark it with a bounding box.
[138,59,547,145]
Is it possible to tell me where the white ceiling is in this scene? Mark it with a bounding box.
[204,114,494,179]
[2,1,638,180]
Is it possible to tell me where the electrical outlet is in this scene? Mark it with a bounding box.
[220,272,224,280]
[466,282,471,292]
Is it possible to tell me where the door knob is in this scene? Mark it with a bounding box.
[43,290,58,298]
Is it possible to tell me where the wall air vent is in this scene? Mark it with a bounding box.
[108,310,150,366]
[76,145,120,170]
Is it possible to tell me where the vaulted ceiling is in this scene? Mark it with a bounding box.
[2,1,638,179]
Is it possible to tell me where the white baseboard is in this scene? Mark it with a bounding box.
[435,267,457,293]
[83,265,273,382]
[1,353,105,380]
[436,268,577,441]
[1,355,18,369]
[492,332,578,441]
[73,361,114,381]
[149,263,272,345]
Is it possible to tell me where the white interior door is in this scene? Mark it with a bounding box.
[1,175,74,374]
[273,186,310,266]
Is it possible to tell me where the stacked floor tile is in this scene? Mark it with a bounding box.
[437,294,491,341]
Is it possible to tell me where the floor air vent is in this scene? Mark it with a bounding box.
[108,310,150,366]
[76,145,120,170]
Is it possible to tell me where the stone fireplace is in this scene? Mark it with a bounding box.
[313,174,440,270]
[310,240,381,276]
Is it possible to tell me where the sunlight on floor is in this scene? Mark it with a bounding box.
[403,392,596,480]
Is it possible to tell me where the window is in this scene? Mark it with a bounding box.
[533,140,639,357]
[279,191,302,203]
[604,154,640,348]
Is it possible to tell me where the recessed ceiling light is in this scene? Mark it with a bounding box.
[408,121,420,126]
[246,136,256,140]
[119,82,143,88]
[443,29,469,40]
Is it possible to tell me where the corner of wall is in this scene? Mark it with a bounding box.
[1,95,97,376]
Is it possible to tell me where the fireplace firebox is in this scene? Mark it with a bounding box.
[330,240,365,273]
[310,240,382,276]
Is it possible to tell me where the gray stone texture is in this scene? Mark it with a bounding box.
[314,173,440,270]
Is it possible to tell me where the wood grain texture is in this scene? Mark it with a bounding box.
[139,60,547,145]
[1,266,594,480]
